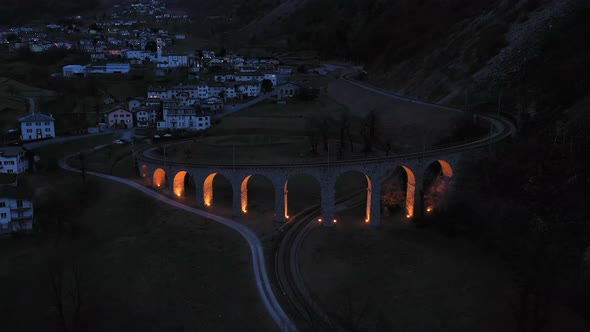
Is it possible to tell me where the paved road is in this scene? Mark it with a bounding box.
[58,155,297,332]
[23,129,134,150]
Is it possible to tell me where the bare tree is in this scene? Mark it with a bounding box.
[338,110,351,155]
[306,117,320,155]
[48,249,84,332]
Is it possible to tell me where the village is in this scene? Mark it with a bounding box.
[0,0,321,237]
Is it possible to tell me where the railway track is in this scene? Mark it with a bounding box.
[275,191,365,331]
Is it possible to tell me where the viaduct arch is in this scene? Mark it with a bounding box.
[139,154,460,226]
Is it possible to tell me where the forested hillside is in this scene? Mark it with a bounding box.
[238,0,590,325]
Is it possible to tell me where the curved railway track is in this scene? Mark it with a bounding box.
[275,191,365,331]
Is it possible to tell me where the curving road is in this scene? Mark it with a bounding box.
[58,156,298,332]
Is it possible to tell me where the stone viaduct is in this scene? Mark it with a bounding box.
[137,150,462,226]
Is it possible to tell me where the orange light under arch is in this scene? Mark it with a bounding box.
[173,171,188,197]
[153,168,166,188]
[401,165,416,219]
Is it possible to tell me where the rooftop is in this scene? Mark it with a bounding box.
[0,146,27,158]
[19,113,55,122]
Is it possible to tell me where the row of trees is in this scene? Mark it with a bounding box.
[304,108,389,157]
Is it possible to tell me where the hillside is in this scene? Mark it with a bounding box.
[239,0,589,162]
[235,0,590,325]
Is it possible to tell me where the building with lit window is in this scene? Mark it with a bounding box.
[157,107,211,131]
[104,106,133,129]
[19,113,55,141]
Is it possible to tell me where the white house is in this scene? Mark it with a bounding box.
[132,106,156,127]
[157,107,211,131]
[19,113,56,141]
[147,87,169,99]
[104,106,133,129]
[0,147,29,174]
[235,73,264,83]
[0,174,34,235]
[277,82,302,99]
[237,82,262,97]
[156,53,189,68]
[128,97,144,111]
[124,50,156,62]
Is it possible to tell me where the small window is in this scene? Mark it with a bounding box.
[26,123,32,126]
[0,202,5,207]
[27,129,32,133]
[16,200,23,207]
[7,170,13,174]
[45,122,50,125]
[45,128,51,132]
[0,213,6,218]
[35,122,40,126]
[114,114,118,118]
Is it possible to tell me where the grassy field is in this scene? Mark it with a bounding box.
[327,74,487,149]
[0,173,274,332]
[0,77,59,132]
[161,95,372,164]
[299,206,589,332]
[31,134,117,170]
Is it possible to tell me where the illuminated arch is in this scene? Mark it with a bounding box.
[141,165,151,185]
[240,174,274,213]
[284,173,321,219]
[153,168,166,188]
[401,165,416,218]
[334,170,372,223]
[173,171,188,197]
[437,160,454,178]
[203,173,217,207]
[422,160,454,214]
[141,165,149,178]
[203,172,232,207]
[283,181,289,219]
